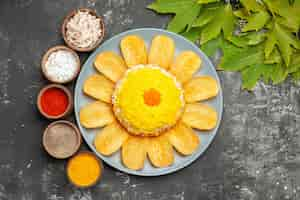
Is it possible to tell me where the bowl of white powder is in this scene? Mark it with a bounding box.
[41,45,81,84]
[62,8,105,52]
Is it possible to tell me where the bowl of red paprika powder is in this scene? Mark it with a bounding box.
[37,84,73,119]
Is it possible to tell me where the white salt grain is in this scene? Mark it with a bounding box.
[45,50,78,83]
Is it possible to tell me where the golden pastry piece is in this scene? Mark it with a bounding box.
[94,51,127,82]
[122,136,147,170]
[120,35,147,67]
[184,76,219,103]
[94,122,129,156]
[147,134,174,168]
[79,101,114,128]
[169,51,202,83]
[148,35,175,69]
[182,103,217,130]
[83,74,114,103]
[166,122,200,155]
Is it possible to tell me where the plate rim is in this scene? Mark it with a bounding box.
[74,28,223,176]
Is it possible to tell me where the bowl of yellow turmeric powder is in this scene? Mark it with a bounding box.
[66,151,103,188]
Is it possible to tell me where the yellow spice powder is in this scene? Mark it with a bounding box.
[67,152,101,187]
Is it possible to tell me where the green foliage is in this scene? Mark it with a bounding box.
[219,40,265,72]
[201,36,223,57]
[181,28,201,42]
[198,0,220,3]
[241,64,273,89]
[264,22,300,66]
[264,0,300,32]
[240,10,270,32]
[148,0,201,33]
[193,3,235,44]
[148,0,300,89]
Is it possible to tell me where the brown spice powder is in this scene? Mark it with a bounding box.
[44,123,79,158]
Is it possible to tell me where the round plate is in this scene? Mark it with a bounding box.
[74,28,223,176]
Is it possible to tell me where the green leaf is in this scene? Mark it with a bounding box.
[270,64,288,84]
[193,6,217,27]
[265,22,300,66]
[264,0,300,32]
[234,9,248,19]
[291,70,300,82]
[240,0,263,13]
[148,0,201,33]
[198,0,219,3]
[241,10,270,32]
[220,41,280,89]
[219,42,264,71]
[236,0,270,32]
[288,53,300,73]
[181,28,201,42]
[148,0,195,13]
[200,36,223,57]
[241,64,273,90]
[228,32,266,47]
[264,48,281,64]
[200,4,235,44]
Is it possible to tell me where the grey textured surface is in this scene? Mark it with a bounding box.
[0,0,299,199]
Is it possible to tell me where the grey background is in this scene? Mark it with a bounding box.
[0,0,299,199]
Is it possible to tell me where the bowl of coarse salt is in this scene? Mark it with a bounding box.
[62,8,105,52]
[41,45,81,84]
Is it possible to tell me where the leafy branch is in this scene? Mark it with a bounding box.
[148,0,300,89]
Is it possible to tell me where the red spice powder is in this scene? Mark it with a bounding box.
[40,88,69,116]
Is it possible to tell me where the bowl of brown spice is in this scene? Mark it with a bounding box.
[62,8,105,52]
[43,120,82,159]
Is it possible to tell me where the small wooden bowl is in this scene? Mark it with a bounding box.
[66,151,103,188]
[43,120,82,159]
[61,8,105,52]
[41,45,81,84]
[37,84,73,119]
